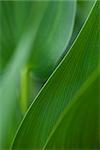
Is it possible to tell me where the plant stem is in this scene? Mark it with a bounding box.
[20,65,29,113]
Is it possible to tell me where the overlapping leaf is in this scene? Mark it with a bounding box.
[70,0,95,44]
[30,1,76,79]
[0,3,48,148]
[46,70,99,149]
[0,1,48,72]
[12,1,99,149]
[0,1,76,148]
[0,1,76,80]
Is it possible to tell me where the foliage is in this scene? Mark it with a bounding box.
[0,0,99,149]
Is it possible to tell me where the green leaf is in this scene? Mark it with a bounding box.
[0,1,48,72]
[0,3,48,148]
[0,1,76,80]
[46,70,100,149]
[77,0,95,22]
[12,0,99,149]
[69,0,95,45]
[0,32,36,148]
[0,1,76,148]
[30,1,76,79]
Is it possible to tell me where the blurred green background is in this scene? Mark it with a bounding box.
[0,0,95,149]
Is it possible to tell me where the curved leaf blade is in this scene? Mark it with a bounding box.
[0,1,76,148]
[30,1,76,79]
[0,1,48,72]
[0,1,76,80]
[12,1,99,149]
[46,70,100,149]
[0,3,48,148]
